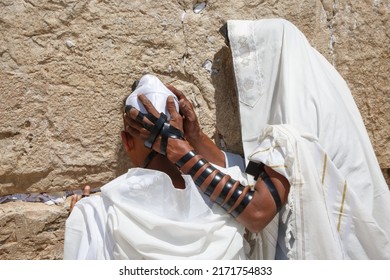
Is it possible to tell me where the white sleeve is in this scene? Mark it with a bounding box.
[63,196,107,260]
[63,206,86,259]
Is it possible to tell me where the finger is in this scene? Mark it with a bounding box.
[123,122,151,140]
[126,107,145,125]
[125,111,142,129]
[128,117,145,132]
[124,105,134,115]
[127,107,154,133]
[133,117,154,131]
[85,185,91,195]
[135,111,145,123]
[138,94,160,118]
[126,115,153,139]
[123,114,137,136]
[128,127,144,138]
[166,96,180,120]
[139,129,151,140]
[167,85,195,116]
[81,185,91,198]
[179,99,197,121]
[166,85,187,101]
[69,194,78,214]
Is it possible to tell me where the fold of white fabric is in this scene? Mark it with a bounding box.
[227,18,390,259]
[64,168,246,260]
[249,125,390,259]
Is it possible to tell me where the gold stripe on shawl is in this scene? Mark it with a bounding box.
[321,154,327,186]
[250,145,283,157]
[268,165,288,169]
[337,181,348,232]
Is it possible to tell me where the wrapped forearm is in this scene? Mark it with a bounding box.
[175,150,254,217]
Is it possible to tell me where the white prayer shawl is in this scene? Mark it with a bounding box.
[227,19,390,259]
[64,168,246,260]
[249,125,390,259]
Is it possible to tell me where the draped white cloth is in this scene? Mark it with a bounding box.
[64,168,246,260]
[227,18,390,259]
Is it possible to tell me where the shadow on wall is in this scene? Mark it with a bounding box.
[383,168,390,188]
[114,138,133,177]
[114,99,134,178]
[211,45,244,156]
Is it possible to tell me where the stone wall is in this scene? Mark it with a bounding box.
[0,201,66,259]
[0,0,389,259]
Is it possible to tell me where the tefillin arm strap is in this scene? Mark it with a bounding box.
[175,150,255,218]
[245,161,282,212]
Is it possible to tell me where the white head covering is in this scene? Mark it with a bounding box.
[125,74,179,120]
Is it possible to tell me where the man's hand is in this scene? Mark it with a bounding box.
[68,185,91,215]
[166,85,226,167]
[166,85,202,144]
[125,94,184,139]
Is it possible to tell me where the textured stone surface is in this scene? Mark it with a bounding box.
[0,0,389,259]
[0,0,388,196]
[0,201,67,259]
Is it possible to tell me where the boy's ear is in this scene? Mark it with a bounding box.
[121,131,134,155]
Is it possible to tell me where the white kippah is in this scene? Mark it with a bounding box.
[125,74,179,120]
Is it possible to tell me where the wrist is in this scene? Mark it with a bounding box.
[188,132,226,167]
[166,139,193,164]
[186,129,204,147]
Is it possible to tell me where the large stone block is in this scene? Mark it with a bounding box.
[0,201,67,259]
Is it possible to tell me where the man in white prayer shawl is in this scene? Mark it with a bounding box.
[226,18,390,259]
[64,74,248,260]
[127,18,390,260]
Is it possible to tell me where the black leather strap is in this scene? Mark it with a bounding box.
[194,165,215,186]
[145,113,158,123]
[142,150,158,168]
[221,183,245,211]
[135,111,144,123]
[188,158,208,177]
[144,113,167,149]
[246,160,283,212]
[260,171,282,212]
[175,150,196,168]
[124,105,134,115]
[205,172,223,196]
[175,150,255,219]
[160,122,184,156]
[245,161,265,180]
[215,178,235,206]
[131,80,139,92]
[230,190,255,218]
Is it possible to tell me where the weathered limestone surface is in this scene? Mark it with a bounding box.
[0,201,67,259]
[0,0,389,259]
